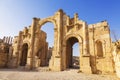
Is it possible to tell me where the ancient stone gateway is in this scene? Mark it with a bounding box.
[20,43,28,66]
[11,9,114,74]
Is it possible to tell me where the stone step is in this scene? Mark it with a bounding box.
[36,67,50,72]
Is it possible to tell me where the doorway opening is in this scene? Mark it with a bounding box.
[20,43,28,66]
[96,41,103,57]
[39,22,54,66]
[66,37,80,69]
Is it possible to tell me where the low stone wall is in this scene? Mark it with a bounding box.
[0,53,8,68]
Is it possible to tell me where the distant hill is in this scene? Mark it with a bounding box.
[73,56,79,65]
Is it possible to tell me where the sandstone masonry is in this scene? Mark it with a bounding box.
[0,9,117,76]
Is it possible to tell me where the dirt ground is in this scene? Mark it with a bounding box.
[0,69,119,80]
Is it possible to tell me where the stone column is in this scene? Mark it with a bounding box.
[49,10,63,71]
[80,56,92,73]
[28,17,40,70]
[8,36,10,44]
[17,31,22,67]
[65,16,70,33]
[82,22,90,56]
[26,47,31,69]
[10,37,13,44]
[80,41,92,73]
[3,36,5,43]
[62,45,66,70]
[6,37,8,43]
[79,22,91,73]
[70,46,72,67]
[56,10,63,57]
[53,28,57,56]
[4,37,7,43]
[103,42,106,57]
[74,13,78,24]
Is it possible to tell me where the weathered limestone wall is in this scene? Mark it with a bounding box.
[0,53,8,67]
[88,21,114,74]
[0,37,12,68]
[112,41,120,78]
[10,25,48,69]
[45,47,52,66]
[60,13,92,73]
[34,30,48,66]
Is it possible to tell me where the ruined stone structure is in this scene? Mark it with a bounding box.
[112,41,120,78]
[0,10,115,74]
[0,37,12,67]
[88,21,113,74]
[11,28,48,68]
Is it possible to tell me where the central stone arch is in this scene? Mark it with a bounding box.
[61,33,92,73]
[62,33,83,70]
[37,17,57,66]
[38,17,57,29]
[64,33,83,46]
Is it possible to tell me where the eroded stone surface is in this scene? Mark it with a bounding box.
[112,41,120,78]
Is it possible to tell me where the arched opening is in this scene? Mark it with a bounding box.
[96,41,103,57]
[20,43,28,66]
[73,43,80,68]
[37,22,54,67]
[66,37,80,69]
[41,22,54,47]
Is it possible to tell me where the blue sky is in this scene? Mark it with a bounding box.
[0,0,120,56]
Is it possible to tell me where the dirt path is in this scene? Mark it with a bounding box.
[0,69,119,80]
